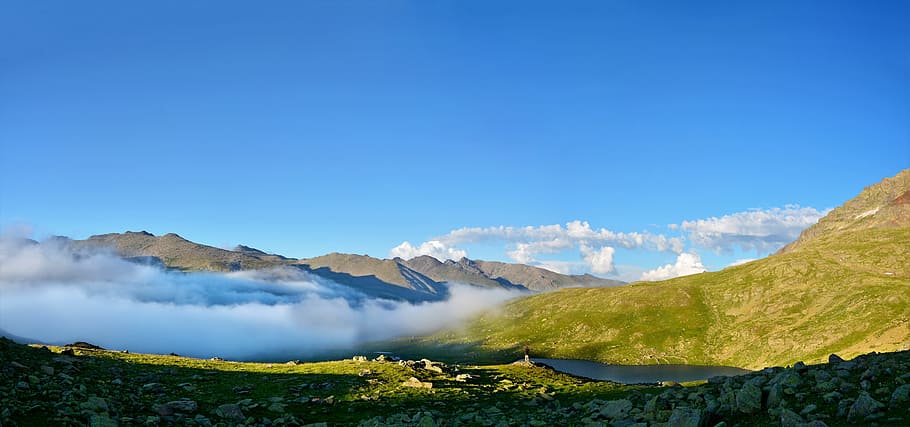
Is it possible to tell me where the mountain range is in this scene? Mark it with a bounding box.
[383,169,910,369]
[61,231,622,301]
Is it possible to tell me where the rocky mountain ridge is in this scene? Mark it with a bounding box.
[61,232,622,301]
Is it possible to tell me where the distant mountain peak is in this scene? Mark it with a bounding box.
[65,231,623,301]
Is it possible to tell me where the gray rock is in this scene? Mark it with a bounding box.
[141,383,163,393]
[155,403,174,416]
[779,408,804,427]
[40,365,54,375]
[268,402,287,413]
[800,404,817,415]
[803,421,829,427]
[402,377,433,389]
[165,398,198,413]
[848,391,883,420]
[89,413,118,427]
[829,354,845,364]
[81,396,110,413]
[815,380,837,392]
[667,407,704,427]
[599,399,633,419]
[767,383,784,408]
[771,370,801,388]
[822,391,842,403]
[736,381,762,413]
[891,384,910,406]
[214,404,245,421]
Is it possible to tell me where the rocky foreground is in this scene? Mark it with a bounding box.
[1,337,909,426]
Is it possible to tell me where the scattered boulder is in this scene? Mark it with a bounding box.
[891,384,910,406]
[89,413,118,427]
[735,380,762,414]
[848,391,884,420]
[214,403,244,421]
[352,355,368,362]
[402,377,433,389]
[164,398,198,413]
[81,396,110,413]
[599,399,633,420]
[667,407,704,427]
[455,374,473,382]
[779,408,804,427]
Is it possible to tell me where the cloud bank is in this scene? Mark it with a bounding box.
[388,205,826,280]
[389,240,468,262]
[0,236,519,360]
[639,253,707,281]
[678,205,828,254]
[388,220,685,275]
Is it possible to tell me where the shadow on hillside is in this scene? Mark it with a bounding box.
[296,265,449,302]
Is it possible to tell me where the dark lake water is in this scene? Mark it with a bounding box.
[532,358,751,384]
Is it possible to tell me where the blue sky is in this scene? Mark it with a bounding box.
[1,1,908,281]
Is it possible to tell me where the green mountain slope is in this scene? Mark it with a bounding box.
[406,170,910,369]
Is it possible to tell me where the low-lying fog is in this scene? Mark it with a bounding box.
[0,234,520,360]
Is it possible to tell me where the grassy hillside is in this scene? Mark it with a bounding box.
[399,171,910,370]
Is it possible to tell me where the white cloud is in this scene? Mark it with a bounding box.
[580,245,616,274]
[679,205,828,254]
[640,252,706,281]
[391,220,684,271]
[389,240,468,261]
[725,258,758,268]
[435,221,684,254]
[506,238,573,264]
[386,204,824,276]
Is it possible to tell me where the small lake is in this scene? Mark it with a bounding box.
[532,358,751,384]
